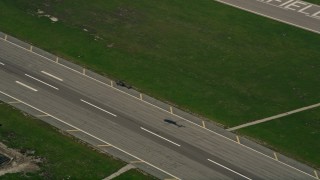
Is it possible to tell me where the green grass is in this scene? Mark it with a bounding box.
[114,169,156,180]
[238,107,320,168]
[304,0,320,4]
[0,102,133,179]
[0,0,319,168]
[1,0,320,127]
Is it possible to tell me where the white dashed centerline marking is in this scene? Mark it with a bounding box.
[25,74,59,90]
[41,71,63,81]
[140,127,181,147]
[0,90,180,180]
[208,159,251,180]
[0,62,4,66]
[15,81,38,92]
[80,99,117,117]
[0,34,317,179]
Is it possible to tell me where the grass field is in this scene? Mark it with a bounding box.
[0,0,319,168]
[114,169,157,180]
[238,107,320,167]
[305,0,320,4]
[0,102,151,179]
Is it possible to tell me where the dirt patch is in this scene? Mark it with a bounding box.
[0,142,40,177]
[36,9,59,22]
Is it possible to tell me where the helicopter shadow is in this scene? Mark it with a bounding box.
[164,119,185,128]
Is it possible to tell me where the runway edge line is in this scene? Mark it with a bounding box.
[0,34,317,179]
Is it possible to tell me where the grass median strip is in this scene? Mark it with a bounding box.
[0,0,319,169]
[0,102,151,179]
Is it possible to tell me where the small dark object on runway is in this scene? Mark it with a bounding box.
[164,119,184,127]
[116,80,132,89]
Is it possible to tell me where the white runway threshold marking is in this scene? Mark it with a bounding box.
[15,81,38,92]
[0,62,4,66]
[41,71,63,81]
[207,159,251,180]
[25,74,59,90]
[140,127,181,147]
[80,99,117,117]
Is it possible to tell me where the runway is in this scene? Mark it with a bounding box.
[216,0,320,34]
[0,37,317,179]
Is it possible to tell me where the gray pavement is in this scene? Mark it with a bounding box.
[0,36,319,179]
[215,0,320,34]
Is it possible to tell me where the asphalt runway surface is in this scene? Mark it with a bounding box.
[0,38,317,179]
[216,0,320,34]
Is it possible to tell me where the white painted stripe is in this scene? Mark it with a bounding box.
[25,74,59,90]
[228,102,320,131]
[0,90,180,180]
[0,36,317,179]
[41,71,63,81]
[80,99,117,117]
[15,81,38,92]
[0,62,4,65]
[141,127,181,147]
[208,159,251,180]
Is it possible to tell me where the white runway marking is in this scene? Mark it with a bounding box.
[140,127,181,147]
[80,99,117,117]
[0,90,181,180]
[207,159,251,180]
[41,71,63,81]
[0,62,4,65]
[257,0,320,20]
[25,74,59,90]
[15,81,38,92]
[0,34,317,179]
[215,0,320,35]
